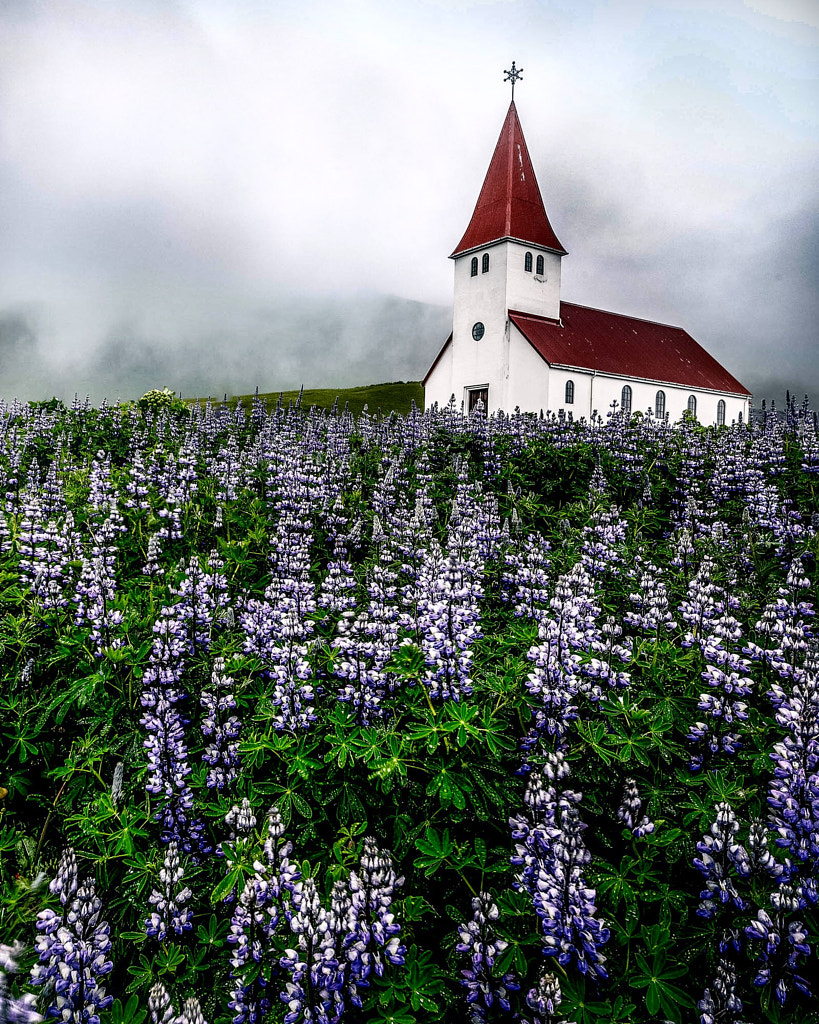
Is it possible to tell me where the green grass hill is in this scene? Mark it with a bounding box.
[192,381,424,418]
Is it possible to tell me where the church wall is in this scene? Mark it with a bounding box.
[437,244,513,411]
[505,324,551,412]
[504,242,561,320]
[544,366,750,425]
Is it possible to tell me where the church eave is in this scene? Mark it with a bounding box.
[450,236,568,260]
[423,333,452,387]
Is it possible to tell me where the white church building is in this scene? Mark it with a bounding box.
[424,99,751,425]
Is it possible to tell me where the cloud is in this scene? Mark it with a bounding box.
[0,0,816,405]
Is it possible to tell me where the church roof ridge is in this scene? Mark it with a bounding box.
[451,101,567,259]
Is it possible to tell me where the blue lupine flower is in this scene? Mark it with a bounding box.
[510,754,609,980]
[745,885,812,1005]
[145,841,194,941]
[342,838,405,1007]
[201,656,242,790]
[456,892,519,1021]
[616,778,655,838]
[280,877,345,1024]
[30,852,114,1024]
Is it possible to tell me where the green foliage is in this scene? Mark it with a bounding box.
[0,397,817,1022]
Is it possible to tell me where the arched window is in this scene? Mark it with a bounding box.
[717,400,726,426]
[621,384,632,415]
[565,380,575,405]
[687,394,697,417]
[536,254,545,275]
[524,251,533,272]
[470,256,478,277]
[655,390,666,418]
[482,253,490,274]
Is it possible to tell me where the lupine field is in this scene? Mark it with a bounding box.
[0,387,818,1024]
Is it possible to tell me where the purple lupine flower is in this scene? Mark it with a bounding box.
[30,854,114,1024]
[227,805,301,1023]
[693,803,750,920]
[510,753,609,980]
[616,778,655,838]
[624,559,676,634]
[280,877,345,1024]
[342,838,405,1007]
[149,983,208,1024]
[697,960,746,1024]
[414,499,485,702]
[745,885,812,1005]
[225,798,257,841]
[524,563,603,736]
[764,668,819,895]
[201,656,242,790]
[0,942,42,1023]
[502,531,552,624]
[145,841,194,941]
[139,603,208,854]
[580,504,626,578]
[456,892,519,1021]
[523,968,577,1024]
[142,532,164,577]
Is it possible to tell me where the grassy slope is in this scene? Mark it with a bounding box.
[194,381,425,418]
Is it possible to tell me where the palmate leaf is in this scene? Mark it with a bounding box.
[629,951,695,1021]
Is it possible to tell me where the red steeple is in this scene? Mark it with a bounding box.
[451,101,566,258]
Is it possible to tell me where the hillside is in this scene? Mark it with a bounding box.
[219,380,425,417]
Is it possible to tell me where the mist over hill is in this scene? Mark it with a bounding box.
[0,294,450,404]
[0,291,814,409]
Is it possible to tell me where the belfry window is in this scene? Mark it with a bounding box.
[687,395,697,417]
[565,380,575,405]
[524,251,533,272]
[621,384,632,415]
[655,390,666,418]
[482,253,490,274]
[536,254,544,275]
[717,400,726,426]
[470,257,478,277]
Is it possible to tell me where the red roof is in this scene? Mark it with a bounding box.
[510,304,752,395]
[452,101,566,258]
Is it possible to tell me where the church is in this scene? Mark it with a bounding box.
[424,87,751,425]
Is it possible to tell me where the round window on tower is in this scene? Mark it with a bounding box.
[472,322,485,341]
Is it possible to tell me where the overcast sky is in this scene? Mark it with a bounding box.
[0,0,817,403]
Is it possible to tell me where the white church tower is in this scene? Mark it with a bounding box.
[425,70,751,425]
[430,97,567,414]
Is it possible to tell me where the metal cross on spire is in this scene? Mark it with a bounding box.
[504,61,523,100]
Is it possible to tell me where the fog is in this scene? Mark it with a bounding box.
[0,0,816,405]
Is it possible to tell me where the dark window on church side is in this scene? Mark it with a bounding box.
[717,400,726,426]
[470,257,478,277]
[468,388,488,414]
[621,385,632,415]
[687,395,697,417]
[565,380,574,404]
[482,253,490,273]
[536,254,544,275]
[655,390,666,418]
[524,251,533,272]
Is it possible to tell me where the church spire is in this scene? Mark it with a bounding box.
[451,101,566,258]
